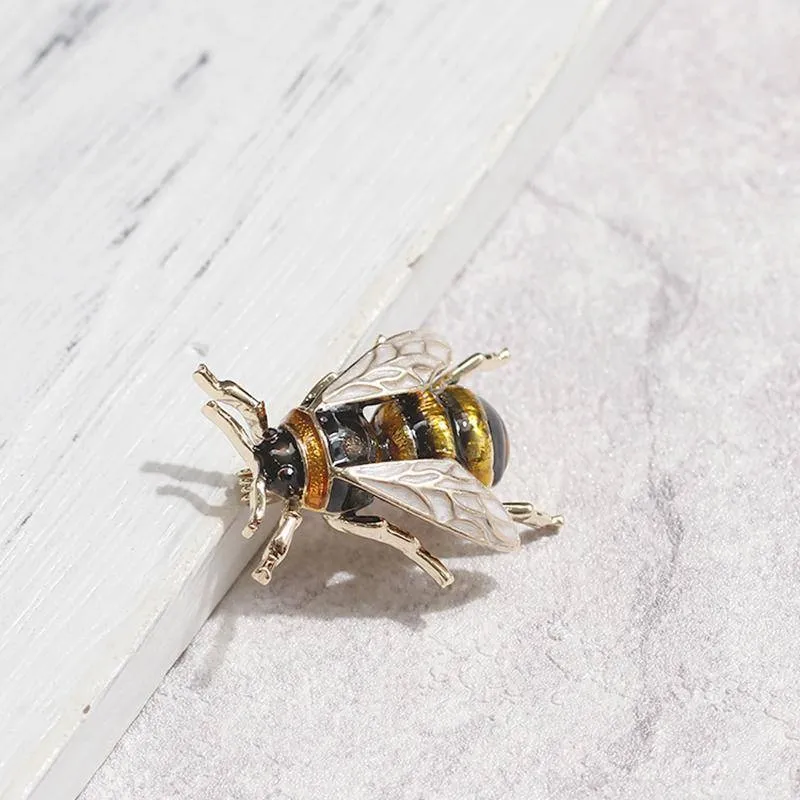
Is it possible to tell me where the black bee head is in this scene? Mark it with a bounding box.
[254,426,305,500]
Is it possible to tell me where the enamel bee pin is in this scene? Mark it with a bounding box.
[194,331,562,587]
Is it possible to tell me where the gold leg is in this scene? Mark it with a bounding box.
[237,469,253,504]
[442,347,510,385]
[237,468,279,510]
[504,502,564,529]
[194,364,268,440]
[325,512,454,588]
[252,505,303,585]
[243,472,273,539]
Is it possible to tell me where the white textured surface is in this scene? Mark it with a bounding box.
[83,0,800,797]
[0,1,657,797]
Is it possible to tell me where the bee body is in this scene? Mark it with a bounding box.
[263,385,510,515]
[196,330,561,588]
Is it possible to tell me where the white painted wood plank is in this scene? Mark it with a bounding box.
[0,1,658,798]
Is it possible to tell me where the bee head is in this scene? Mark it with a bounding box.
[253,427,305,501]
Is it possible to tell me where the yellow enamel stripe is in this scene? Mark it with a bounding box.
[284,408,331,510]
[445,386,494,486]
[373,399,417,460]
[414,390,457,460]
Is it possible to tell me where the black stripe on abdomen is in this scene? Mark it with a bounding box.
[396,393,438,459]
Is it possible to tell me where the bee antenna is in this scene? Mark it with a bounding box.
[202,401,258,475]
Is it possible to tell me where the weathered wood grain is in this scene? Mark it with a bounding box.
[0,1,658,797]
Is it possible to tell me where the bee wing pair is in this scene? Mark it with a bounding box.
[312,330,520,552]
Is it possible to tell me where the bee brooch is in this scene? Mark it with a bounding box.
[194,330,562,587]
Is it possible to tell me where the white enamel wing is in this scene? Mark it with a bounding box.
[315,330,452,409]
[337,459,521,551]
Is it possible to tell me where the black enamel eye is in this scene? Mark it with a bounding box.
[277,465,295,482]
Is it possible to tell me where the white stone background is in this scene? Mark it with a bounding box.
[83,0,800,797]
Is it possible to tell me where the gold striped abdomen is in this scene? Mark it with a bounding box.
[373,386,509,487]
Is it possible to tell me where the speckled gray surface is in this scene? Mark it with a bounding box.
[83,0,800,797]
